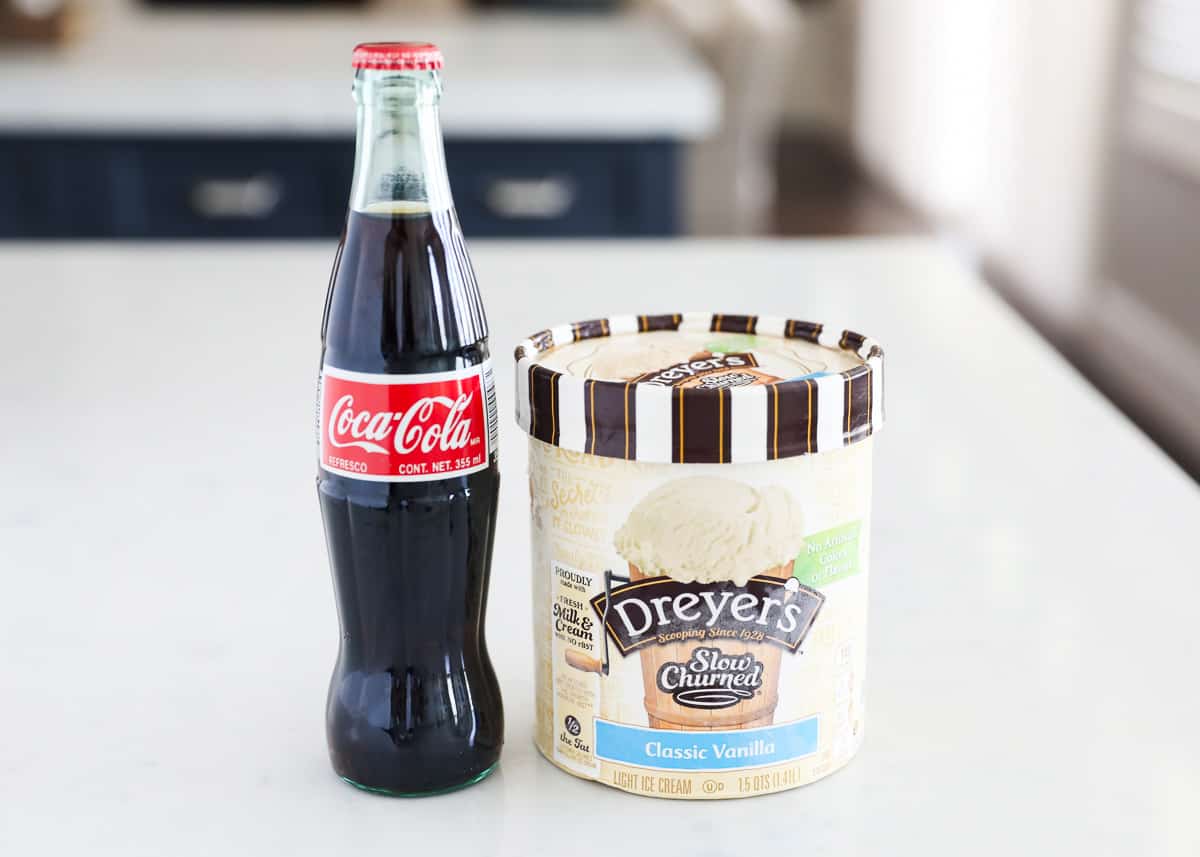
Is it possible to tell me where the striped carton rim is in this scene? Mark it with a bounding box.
[514,312,884,464]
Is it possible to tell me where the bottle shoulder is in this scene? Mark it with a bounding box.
[321,208,489,374]
[320,341,490,376]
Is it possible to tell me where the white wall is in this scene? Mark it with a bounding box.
[854,0,994,220]
[853,0,1125,327]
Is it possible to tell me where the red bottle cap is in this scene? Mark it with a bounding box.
[352,42,444,71]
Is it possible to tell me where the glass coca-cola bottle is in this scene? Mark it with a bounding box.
[316,42,503,796]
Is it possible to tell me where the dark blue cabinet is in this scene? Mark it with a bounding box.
[449,140,677,237]
[0,135,679,239]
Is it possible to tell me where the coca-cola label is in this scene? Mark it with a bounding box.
[319,362,492,481]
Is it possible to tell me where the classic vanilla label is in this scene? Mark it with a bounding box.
[533,442,874,799]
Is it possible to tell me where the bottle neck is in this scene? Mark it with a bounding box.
[350,68,453,214]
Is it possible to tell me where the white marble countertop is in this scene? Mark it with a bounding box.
[1,240,1198,856]
[0,7,719,138]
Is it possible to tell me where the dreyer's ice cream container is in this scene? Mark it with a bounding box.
[515,313,884,799]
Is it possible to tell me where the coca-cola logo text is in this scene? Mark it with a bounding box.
[327,392,476,456]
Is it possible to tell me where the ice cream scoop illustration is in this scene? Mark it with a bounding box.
[609,477,818,730]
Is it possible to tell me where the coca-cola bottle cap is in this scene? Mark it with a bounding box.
[352,42,444,71]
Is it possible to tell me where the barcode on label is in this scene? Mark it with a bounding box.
[314,373,323,454]
[483,360,499,455]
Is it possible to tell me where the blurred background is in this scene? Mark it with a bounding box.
[0,0,1196,477]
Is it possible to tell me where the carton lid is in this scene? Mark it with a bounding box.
[514,312,884,464]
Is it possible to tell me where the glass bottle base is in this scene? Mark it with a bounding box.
[338,761,498,798]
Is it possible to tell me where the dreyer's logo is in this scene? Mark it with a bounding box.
[319,365,490,481]
[633,352,761,387]
[591,576,824,656]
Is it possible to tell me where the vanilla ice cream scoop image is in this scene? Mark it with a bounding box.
[613,477,805,586]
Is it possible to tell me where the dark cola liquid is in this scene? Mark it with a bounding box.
[318,207,503,794]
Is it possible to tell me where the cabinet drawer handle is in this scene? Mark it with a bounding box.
[189,174,283,220]
[483,176,575,220]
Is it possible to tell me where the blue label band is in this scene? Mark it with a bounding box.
[594,716,819,771]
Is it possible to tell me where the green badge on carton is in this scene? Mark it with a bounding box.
[793,521,863,588]
[704,334,760,354]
